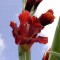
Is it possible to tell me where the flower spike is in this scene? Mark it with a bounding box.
[10,0,56,60]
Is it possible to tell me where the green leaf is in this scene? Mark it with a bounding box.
[48,17,60,60]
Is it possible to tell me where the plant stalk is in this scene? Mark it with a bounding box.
[22,0,27,10]
[18,45,31,60]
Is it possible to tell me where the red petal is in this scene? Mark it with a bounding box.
[28,36,48,44]
[14,36,26,45]
[39,9,55,26]
[27,17,43,37]
[30,16,44,36]
[27,19,35,37]
[33,22,44,36]
[27,24,34,37]
[15,37,21,44]
[31,16,38,23]
[18,24,28,36]
[33,22,43,28]
[10,21,17,29]
[12,29,21,44]
[47,9,54,14]
[18,11,30,25]
[16,36,31,45]
[35,36,48,44]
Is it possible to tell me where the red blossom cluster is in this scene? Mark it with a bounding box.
[10,0,55,51]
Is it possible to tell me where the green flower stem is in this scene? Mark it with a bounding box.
[22,0,27,10]
[22,0,35,15]
[18,45,31,60]
[48,17,60,60]
[30,6,36,15]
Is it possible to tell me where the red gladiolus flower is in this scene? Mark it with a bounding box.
[18,10,30,25]
[10,9,55,51]
[10,10,48,46]
[39,9,55,26]
[42,49,50,60]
